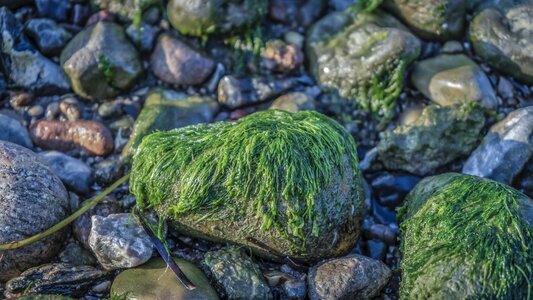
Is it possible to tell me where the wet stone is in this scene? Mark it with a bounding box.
[38,151,92,194]
[218,76,297,109]
[25,18,72,56]
[59,242,97,266]
[0,113,32,148]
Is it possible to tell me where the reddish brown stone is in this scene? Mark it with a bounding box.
[30,120,114,156]
[263,42,304,73]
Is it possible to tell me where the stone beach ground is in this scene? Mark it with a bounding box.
[0,0,532,299]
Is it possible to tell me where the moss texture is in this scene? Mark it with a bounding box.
[131,110,359,243]
[400,173,533,299]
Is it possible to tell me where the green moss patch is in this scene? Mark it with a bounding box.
[400,173,533,299]
[130,110,359,243]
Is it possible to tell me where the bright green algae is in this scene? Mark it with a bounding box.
[399,173,533,299]
[130,110,360,246]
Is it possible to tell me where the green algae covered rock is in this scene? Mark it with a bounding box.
[122,88,219,160]
[383,0,466,40]
[377,102,485,176]
[111,258,219,300]
[130,110,365,262]
[167,0,267,37]
[94,0,158,20]
[399,173,533,299]
[306,8,420,119]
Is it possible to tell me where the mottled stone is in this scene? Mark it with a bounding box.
[0,141,69,282]
[308,254,392,300]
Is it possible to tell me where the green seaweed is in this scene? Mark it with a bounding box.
[349,0,383,13]
[400,173,533,299]
[130,110,359,244]
[97,54,117,90]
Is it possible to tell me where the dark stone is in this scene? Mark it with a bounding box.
[35,0,72,22]
[218,76,297,109]
[371,172,421,207]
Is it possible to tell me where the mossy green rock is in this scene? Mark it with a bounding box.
[204,247,272,299]
[60,22,143,99]
[399,173,533,299]
[167,0,267,37]
[411,54,498,109]
[469,1,533,84]
[94,0,158,19]
[306,9,420,118]
[131,110,365,262]
[383,0,465,40]
[377,102,485,175]
[122,88,219,160]
[111,258,219,300]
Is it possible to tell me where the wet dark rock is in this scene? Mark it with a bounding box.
[0,113,32,148]
[463,106,533,184]
[411,54,498,109]
[59,242,97,266]
[377,103,485,175]
[497,77,515,99]
[5,263,110,298]
[204,247,272,300]
[370,172,421,208]
[97,100,123,118]
[30,120,114,156]
[270,92,316,113]
[38,151,92,194]
[86,10,116,27]
[441,40,463,53]
[14,295,74,300]
[383,0,466,40]
[0,8,70,95]
[89,213,153,270]
[125,21,161,53]
[283,279,307,300]
[59,97,81,121]
[150,33,214,86]
[45,102,60,120]
[269,0,326,27]
[72,3,91,26]
[0,0,32,9]
[9,91,34,108]
[122,88,218,159]
[60,22,143,99]
[35,0,72,22]
[111,257,219,300]
[365,240,387,261]
[167,0,267,37]
[28,105,44,118]
[470,1,533,84]
[365,224,397,245]
[25,19,72,56]
[0,141,70,282]
[94,158,124,186]
[308,254,392,300]
[218,75,297,109]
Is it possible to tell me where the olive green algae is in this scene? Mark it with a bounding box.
[400,173,533,299]
[130,110,365,262]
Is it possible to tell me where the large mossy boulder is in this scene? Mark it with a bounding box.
[383,0,465,40]
[377,102,485,175]
[130,110,365,262]
[60,22,143,99]
[122,88,219,160]
[306,8,420,118]
[399,173,533,299]
[167,0,267,37]
[469,0,533,84]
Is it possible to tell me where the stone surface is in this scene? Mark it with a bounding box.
[308,254,392,300]
[204,247,272,300]
[60,21,143,99]
[167,0,267,37]
[377,103,485,175]
[470,1,533,84]
[5,263,110,298]
[59,242,97,266]
[122,88,219,159]
[269,0,326,27]
[0,113,32,148]
[88,213,153,270]
[38,151,93,194]
[262,40,304,73]
[383,0,466,40]
[218,75,297,109]
[463,106,533,184]
[306,9,420,117]
[400,173,533,299]
[0,141,69,282]
[411,54,498,109]
[150,33,214,85]
[73,200,123,249]
[30,120,114,156]
[126,21,161,52]
[0,8,70,95]
[270,92,316,113]
[371,172,421,208]
[94,0,158,19]
[111,257,219,300]
[35,0,71,22]
[25,18,72,56]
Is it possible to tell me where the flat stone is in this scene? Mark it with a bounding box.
[38,151,93,194]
